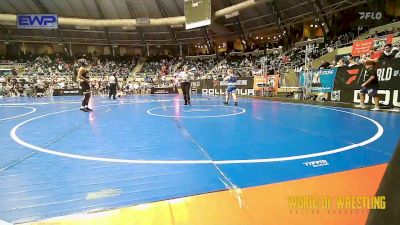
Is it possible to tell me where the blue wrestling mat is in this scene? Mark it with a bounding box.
[0,95,399,223]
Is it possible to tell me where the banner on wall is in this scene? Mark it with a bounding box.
[351,35,393,56]
[299,68,337,93]
[53,89,80,96]
[195,77,255,95]
[150,87,178,94]
[253,75,279,93]
[253,75,267,91]
[332,58,400,107]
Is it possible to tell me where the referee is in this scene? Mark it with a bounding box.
[179,66,191,105]
[108,72,118,100]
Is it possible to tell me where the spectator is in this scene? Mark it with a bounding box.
[369,47,382,61]
[329,60,337,68]
[348,58,358,67]
[11,67,18,75]
[319,60,330,69]
[356,60,380,111]
[379,44,399,60]
[335,59,345,67]
[395,46,400,58]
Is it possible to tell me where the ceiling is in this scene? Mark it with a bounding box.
[0,0,367,46]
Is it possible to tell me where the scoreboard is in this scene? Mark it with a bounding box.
[184,0,211,30]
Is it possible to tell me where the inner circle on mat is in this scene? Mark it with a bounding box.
[10,101,384,164]
[147,105,246,118]
[0,106,36,121]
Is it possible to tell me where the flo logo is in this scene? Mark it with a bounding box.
[359,12,382,20]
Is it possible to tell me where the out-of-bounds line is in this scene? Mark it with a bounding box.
[0,219,12,225]
[0,106,36,121]
[1,116,85,173]
[2,105,114,173]
[0,103,48,106]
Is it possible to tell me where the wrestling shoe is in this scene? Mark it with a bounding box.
[355,104,367,108]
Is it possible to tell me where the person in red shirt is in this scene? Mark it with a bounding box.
[369,47,382,61]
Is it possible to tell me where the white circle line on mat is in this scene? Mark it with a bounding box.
[147,105,246,118]
[10,103,383,164]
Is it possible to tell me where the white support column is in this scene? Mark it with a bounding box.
[22,42,26,55]
[69,43,73,56]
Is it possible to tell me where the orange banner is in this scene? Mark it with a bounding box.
[253,75,267,91]
[253,75,279,93]
[267,75,279,93]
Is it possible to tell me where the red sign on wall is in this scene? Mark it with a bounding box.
[351,35,393,56]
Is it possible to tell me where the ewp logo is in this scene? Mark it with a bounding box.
[17,14,58,29]
[359,12,382,20]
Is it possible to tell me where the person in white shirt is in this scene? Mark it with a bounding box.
[395,49,400,58]
[108,72,118,99]
[179,66,191,105]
